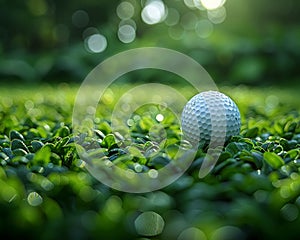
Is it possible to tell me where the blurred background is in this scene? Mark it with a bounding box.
[0,0,299,86]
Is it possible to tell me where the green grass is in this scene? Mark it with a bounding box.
[0,83,299,239]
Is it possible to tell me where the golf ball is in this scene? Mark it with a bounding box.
[181,91,241,146]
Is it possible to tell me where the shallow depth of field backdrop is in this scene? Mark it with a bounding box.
[0,0,300,239]
[1,0,300,85]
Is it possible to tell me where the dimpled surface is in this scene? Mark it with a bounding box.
[181,91,241,145]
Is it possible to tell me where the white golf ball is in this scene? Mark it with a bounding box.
[181,91,241,146]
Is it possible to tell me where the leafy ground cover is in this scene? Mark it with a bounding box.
[0,83,299,239]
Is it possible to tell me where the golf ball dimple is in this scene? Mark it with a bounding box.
[181,91,241,145]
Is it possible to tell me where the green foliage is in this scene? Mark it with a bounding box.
[263,152,285,169]
[1,0,300,85]
[0,84,299,239]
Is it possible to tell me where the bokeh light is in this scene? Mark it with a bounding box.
[134,211,165,236]
[211,226,245,240]
[184,0,197,9]
[195,19,214,38]
[168,25,185,40]
[181,12,198,30]
[200,0,226,10]
[82,27,99,39]
[165,8,180,26]
[156,113,164,122]
[118,24,136,43]
[27,192,43,207]
[141,0,166,25]
[178,227,207,240]
[85,34,107,53]
[207,7,226,24]
[72,10,89,28]
[119,19,137,30]
[193,0,206,10]
[117,1,135,20]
